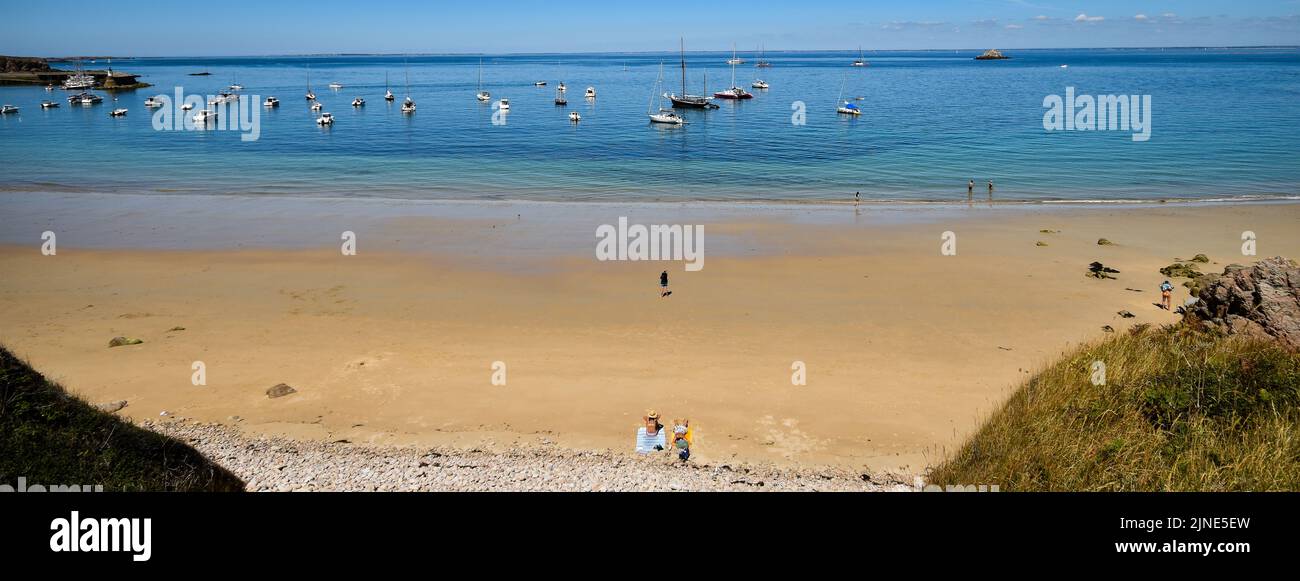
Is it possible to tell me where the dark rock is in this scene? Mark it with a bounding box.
[1035,241,1049,247]
[1118,310,1135,319]
[108,336,143,348]
[1097,238,1114,246]
[266,383,297,399]
[1189,257,1300,348]
[1102,325,1115,333]
[1191,254,1210,264]
[1087,262,1120,279]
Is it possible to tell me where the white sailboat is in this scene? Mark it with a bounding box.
[385,72,395,101]
[476,59,490,102]
[836,75,861,116]
[648,64,685,125]
[852,46,868,67]
[305,64,316,100]
[726,44,744,65]
[401,65,416,114]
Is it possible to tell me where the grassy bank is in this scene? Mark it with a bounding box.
[0,345,243,492]
[927,322,1300,491]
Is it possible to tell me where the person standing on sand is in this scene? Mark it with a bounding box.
[1160,280,1174,311]
[660,270,671,298]
[635,410,667,454]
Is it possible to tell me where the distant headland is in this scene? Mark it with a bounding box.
[0,55,151,90]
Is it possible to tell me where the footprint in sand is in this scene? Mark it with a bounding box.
[756,415,823,459]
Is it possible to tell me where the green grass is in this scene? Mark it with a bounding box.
[927,321,1300,491]
[0,345,243,492]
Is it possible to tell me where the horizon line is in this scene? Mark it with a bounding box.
[26,45,1300,60]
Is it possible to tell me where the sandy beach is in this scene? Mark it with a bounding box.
[3,193,1298,474]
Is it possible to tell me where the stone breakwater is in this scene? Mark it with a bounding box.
[142,420,911,492]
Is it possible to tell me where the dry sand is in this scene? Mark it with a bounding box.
[3,196,1297,475]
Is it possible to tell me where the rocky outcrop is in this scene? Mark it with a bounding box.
[1190,257,1300,348]
[0,56,52,73]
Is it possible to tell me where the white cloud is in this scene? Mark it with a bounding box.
[1034,15,1050,21]
[1005,24,1023,30]
[1075,13,1105,23]
[1134,14,1148,21]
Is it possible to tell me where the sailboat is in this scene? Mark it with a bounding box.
[648,64,685,125]
[385,72,395,101]
[665,38,718,109]
[852,46,868,67]
[755,45,772,68]
[836,75,861,116]
[401,65,416,114]
[725,44,744,65]
[476,59,491,102]
[555,85,567,106]
[305,65,316,100]
[714,51,753,100]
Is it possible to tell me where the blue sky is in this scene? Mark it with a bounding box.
[2,0,1298,56]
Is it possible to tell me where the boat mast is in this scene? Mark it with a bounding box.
[680,38,687,97]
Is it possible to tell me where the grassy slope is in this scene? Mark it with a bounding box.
[0,345,244,492]
[928,323,1300,491]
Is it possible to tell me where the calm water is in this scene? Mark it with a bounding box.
[1,48,1298,203]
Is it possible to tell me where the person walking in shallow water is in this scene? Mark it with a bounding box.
[987,180,994,198]
[660,270,671,298]
[968,179,974,198]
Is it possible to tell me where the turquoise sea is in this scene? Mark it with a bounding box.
[1,47,1297,203]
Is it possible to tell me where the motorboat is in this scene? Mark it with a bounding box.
[311,101,323,111]
[497,98,510,111]
[77,93,103,105]
[144,96,164,108]
[110,108,128,117]
[192,109,218,124]
[584,86,596,98]
[534,81,547,87]
[263,97,280,107]
[0,105,18,115]
[40,101,59,109]
[181,102,195,111]
[316,112,335,125]
[751,79,769,89]
[569,111,581,122]
[328,82,343,90]
[352,97,365,107]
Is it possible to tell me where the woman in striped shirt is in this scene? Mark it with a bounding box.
[635,410,667,454]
